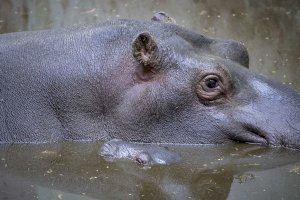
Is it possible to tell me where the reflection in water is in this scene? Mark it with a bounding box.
[0,142,299,200]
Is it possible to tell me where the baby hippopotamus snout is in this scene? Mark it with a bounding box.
[99,139,180,166]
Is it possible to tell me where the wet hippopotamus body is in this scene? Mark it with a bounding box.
[0,13,299,163]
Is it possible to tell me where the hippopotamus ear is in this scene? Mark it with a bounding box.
[151,12,176,24]
[210,40,249,68]
[132,32,158,68]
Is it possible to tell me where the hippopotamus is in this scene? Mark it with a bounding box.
[0,12,299,164]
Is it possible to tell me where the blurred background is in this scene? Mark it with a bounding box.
[0,0,299,90]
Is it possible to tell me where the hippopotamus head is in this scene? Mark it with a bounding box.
[111,13,300,150]
[1,12,299,151]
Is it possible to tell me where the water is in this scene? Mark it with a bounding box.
[0,142,299,200]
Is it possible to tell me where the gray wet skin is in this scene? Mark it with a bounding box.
[0,13,299,165]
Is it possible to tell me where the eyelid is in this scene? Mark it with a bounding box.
[195,68,231,103]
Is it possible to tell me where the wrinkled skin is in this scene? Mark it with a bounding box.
[0,13,299,164]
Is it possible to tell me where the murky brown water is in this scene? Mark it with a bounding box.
[0,0,299,90]
[0,142,299,200]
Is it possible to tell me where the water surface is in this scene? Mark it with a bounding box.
[0,142,299,200]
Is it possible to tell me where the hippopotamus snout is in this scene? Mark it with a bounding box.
[232,76,300,149]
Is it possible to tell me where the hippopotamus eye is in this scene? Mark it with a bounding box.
[196,74,226,102]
